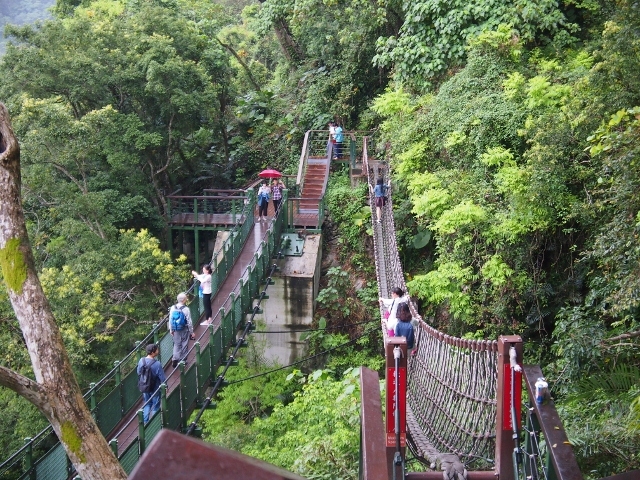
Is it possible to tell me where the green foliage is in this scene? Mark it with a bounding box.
[199,343,300,449]
[583,107,640,319]
[38,229,189,376]
[325,173,371,271]
[374,0,575,89]
[315,267,355,317]
[557,367,640,477]
[253,0,390,128]
[241,368,361,479]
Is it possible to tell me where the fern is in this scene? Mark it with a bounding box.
[575,364,640,397]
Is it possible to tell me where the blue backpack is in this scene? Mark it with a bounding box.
[170,305,187,331]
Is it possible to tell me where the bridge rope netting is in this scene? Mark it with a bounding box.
[363,138,498,473]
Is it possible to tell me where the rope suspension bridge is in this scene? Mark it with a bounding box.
[361,136,585,480]
[0,131,622,480]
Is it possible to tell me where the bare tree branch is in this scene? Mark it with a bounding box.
[216,37,261,90]
[603,330,640,343]
[0,366,50,414]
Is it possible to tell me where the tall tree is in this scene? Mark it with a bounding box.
[0,103,127,479]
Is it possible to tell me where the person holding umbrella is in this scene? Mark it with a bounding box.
[271,178,285,213]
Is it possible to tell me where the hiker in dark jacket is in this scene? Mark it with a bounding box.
[137,343,167,423]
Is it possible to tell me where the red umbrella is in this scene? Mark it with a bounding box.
[259,169,282,179]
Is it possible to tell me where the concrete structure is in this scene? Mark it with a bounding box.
[256,234,322,365]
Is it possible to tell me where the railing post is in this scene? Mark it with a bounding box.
[219,307,228,345]
[281,189,288,231]
[109,439,118,458]
[230,293,237,327]
[385,337,407,480]
[179,361,187,430]
[211,255,219,295]
[137,410,146,455]
[359,368,388,480]
[232,198,237,223]
[194,227,200,276]
[135,341,142,361]
[153,326,160,363]
[318,197,325,229]
[350,137,356,169]
[24,437,34,480]
[195,342,202,399]
[160,384,168,428]
[114,360,121,386]
[208,324,216,380]
[89,382,97,421]
[522,365,584,480]
[495,335,523,480]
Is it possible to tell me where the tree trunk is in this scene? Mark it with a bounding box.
[256,0,304,62]
[0,103,127,480]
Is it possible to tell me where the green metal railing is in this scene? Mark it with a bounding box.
[109,189,288,475]
[0,189,265,480]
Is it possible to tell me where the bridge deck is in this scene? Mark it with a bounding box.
[109,218,270,454]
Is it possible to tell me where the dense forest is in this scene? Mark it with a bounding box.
[0,0,639,478]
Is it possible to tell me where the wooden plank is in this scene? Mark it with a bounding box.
[523,365,584,480]
[360,367,389,480]
[129,430,306,480]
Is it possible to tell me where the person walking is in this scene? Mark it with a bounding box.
[137,343,166,423]
[169,292,195,368]
[333,123,344,159]
[370,177,389,223]
[257,182,271,220]
[379,287,409,337]
[271,178,285,214]
[394,302,416,355]
[192,264,213,325]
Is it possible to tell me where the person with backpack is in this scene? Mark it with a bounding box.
[169,292,195,368]
[369,176,389,223]
[137,343,166,423]
[394,302,417,355]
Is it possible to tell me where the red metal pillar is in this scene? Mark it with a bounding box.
[495,335,523,480]
[385,337,408,480]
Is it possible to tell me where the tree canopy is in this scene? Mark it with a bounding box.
[0,0,639,476]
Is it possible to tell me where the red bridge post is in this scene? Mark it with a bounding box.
[385,337,408,479]
[495,335,523,480]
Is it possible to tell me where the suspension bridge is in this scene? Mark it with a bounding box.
[0,131,633,480]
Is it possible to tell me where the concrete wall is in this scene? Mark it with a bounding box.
[255,234,322,365]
